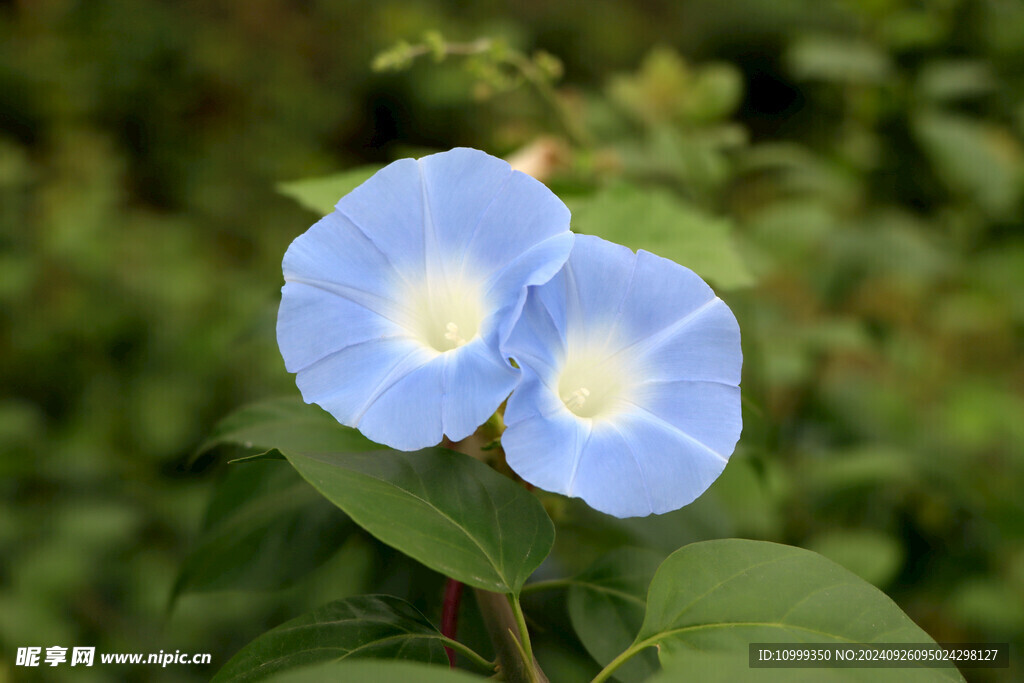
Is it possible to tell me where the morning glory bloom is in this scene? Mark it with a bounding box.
[501,234,742,517]
[277,148,573,450]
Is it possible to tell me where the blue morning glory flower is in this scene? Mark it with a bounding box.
[277,148,573,450]
[501,234,742,517]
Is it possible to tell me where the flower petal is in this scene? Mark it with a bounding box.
[503,377,590,495]
[592,411,730,516]
[498,280,566,385]
[503,234,742,517]
[563,421,657,518]
[608,250,719,351]
[419,147,514,258]
[335,158,428,282]
[294,338,434,433]
[485,232,575,304]
[282,211,408,313]
[357,357,447,451]
[440,341,519,441]
[557,236,637,342]
[459,169,572,282]
[485,231,574,350]
[279,148,575,451]
[277,281,402,373]
[625,380,742,462]
[632,300,742,384]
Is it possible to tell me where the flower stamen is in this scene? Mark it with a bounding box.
[557,345,632,420]
[562,387,591,411]
[444,322,467,347]
[403,272,486,354]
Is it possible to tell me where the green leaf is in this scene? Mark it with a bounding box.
[547,494,732,577]
[912,111,1022,217]
[197,396,379,457]
[227,450,286,464]
[277,165,382,215]
[211,595,450,683]
[171,461,354,600]
[801,445,916,494]
[567,548,664,682]
[569,185,754,289]
[949,578,1024,634]
[264,660,486,682]
[283,448,554,594]
[786,36,893,83]
[916,60,996,102]
[805,529,904,588]
[628,540,962,682]
[689,63,744,122]
[708,456,781,540]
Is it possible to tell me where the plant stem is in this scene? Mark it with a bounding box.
[590,640,653,683]
[441,578,465,667]
[439,636,496,674]
[380,37,592,149]
[507,594,535,670]
[473,589,548,683]
[506,51,592,149]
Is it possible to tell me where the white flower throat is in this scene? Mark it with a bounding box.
[557,343,633,420]
[405,273,486,354]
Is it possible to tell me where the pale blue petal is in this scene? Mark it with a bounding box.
[487,232,574,357]
[294,338,433,433]
[419,148,514,258]
[503,372,560,429]
[441,341,519,441]
[625,381,742,460]
[280,148,575,451]
[533,270,569,338]
[503,234,742,518]
[632,300,742,384]
[282,211,408,311]
[335,158,427,281]
[503,379,589,495]
[277,281,403,373]
[565,422,657,518]
[608,249,718,350]
[475,232,574,354]
[460,170,572,281]
[485,232,575,312]
[500,282,566,386]
[558,236,636,339]
[601,411,729,515]
[357,357,447,451]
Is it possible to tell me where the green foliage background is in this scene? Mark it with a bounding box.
[1,0,1022,680]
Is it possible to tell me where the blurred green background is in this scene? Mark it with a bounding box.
[1,0,1022,681]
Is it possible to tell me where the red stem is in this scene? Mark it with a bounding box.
[441,578,464,667]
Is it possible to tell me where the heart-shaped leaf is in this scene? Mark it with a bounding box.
[171,461,354,601]
[567,548,664,682]
[197,396,379,457]
[616,540,963,682]
[212,595,449,682]
[283,448,554,594]
[277,166,383,215]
